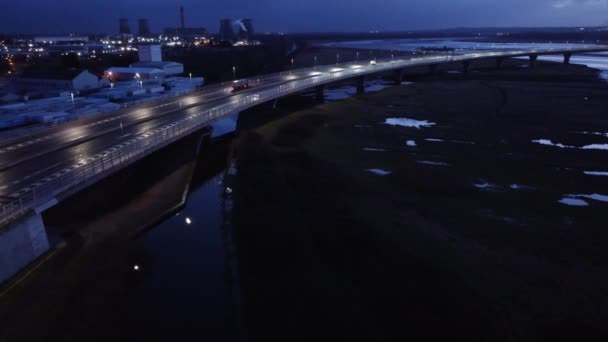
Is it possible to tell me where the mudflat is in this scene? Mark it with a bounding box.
[233,62,608,341]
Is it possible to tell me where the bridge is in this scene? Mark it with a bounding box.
[1,45,608,283]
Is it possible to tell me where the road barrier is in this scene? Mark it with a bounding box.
[2,45,608,227]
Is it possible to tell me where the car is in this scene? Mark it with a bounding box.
[232,80,252,92]
[369,60,377,65]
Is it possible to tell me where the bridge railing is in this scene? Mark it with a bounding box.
[0,62,371,227]
[3,45,608,227]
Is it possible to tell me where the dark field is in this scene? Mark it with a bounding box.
[233,62,608,341]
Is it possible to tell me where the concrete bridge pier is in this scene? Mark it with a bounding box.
[563,53,572,65]
[462,61,471,73]
[315,85,326,103]
[356,75,366,94]
[0,212,50,285]
[495,57,505,69]
[529,55,538,68]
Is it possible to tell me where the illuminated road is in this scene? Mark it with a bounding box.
[1,45,608,226]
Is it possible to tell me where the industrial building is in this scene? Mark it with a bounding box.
[15,68,99,93]
[34,36,89,44]
[131,44,184,75]
[163,7,208,39]
[130,61,184,75]
[104,67,165,82]
[138,44,162,62]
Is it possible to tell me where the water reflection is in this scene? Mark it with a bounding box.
[117,117,240,341]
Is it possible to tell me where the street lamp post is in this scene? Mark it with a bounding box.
[356,52,359,62]
[189,72,192,80]
[336,53,340,65]
[232,66,236,80]
[314,56,318,69]
[70,92,75,106]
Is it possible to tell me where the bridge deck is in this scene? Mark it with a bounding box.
[1,45,608,227]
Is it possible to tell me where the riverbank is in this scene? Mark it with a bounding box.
[0,129,230,341]
[232,62,608,341]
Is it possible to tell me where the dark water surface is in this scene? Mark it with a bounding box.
[117,115,240,341]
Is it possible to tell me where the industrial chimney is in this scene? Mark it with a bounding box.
[242,18,254,39]
[119,18,131,35]
[180,6,185,31]
[138,19,151,36]
[220,19,235,41]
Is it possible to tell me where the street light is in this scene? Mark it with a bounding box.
[336,53,340,65]
[189,72,192,80]
[314,56,318,69]
[356,52,359,62]
[232,66,236,80]
[70,92,75,106]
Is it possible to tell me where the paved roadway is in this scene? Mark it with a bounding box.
[1,45,608,222]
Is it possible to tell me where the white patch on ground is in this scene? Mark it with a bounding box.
[417,161,451,166]
[559,197,590,207]
[406,140,417,147]
[366,84,388,92]
[385,118,436,129]
[363,148,386,152]
[582,144,608,150]
[533,139,608,151]
[367,168,392,176]
[584,171,608,176]
[325,86,356,101]
[426,138,475,145]
[473,180,502,191]
[577,131,608,138]
[510,184,523,190]
[567,194,608,203]
[532,139,572,148]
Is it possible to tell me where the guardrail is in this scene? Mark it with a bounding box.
[2,45,608,228]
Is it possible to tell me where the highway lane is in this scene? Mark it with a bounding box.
[0,71,315,172]
[0,74,322,199]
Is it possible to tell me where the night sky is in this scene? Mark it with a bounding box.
[2,0,607,34]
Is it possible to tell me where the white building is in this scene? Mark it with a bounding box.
[138,45,162,62]
[130,61,184,75]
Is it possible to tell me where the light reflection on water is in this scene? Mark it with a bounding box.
[119,117,240,340]
[124,172,239,340]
